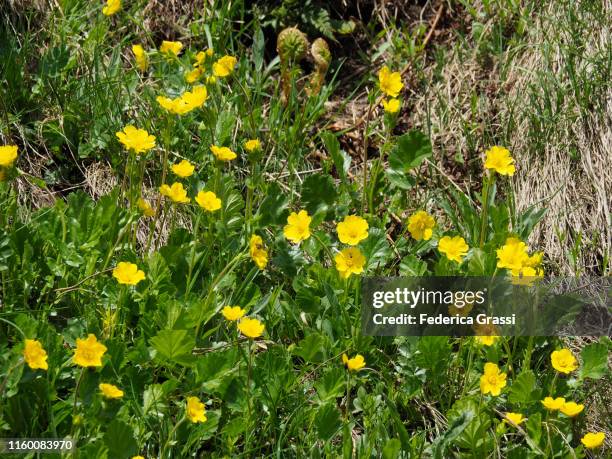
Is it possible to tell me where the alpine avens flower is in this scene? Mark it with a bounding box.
[102,0,121,16]
[335,247,366,279]
[73,334,107,368]
[484,146,515,176]
[159,40,183,56]
[171,159,195,178]
[195,191,221,212]
[180,86,207,111]
[186,396,207,423]
[378,66,403,98]
[283,210,312,243]
[342,353,365,371]
[194,49,213,67]
[222,306,246,322]
[23,339,48,371]
[185,67,203,83]
[212,55,237,77]
[479,362,507,396]
[551,348,578,374]
[407,210,435,241]
[0,145,19,167]
[210,145,237,161]
[112,262,146,285]
[581,432,605,449]
[438,235,469,263]
[244,139,261,152]
[336,215,369,245]
[249,235,268,269]
[476,335,499,346]
[132,44,148,72]
[238,317,265,339]
[541,396,566,410]
[116,126,156,154]
[559,401,584,417]
[159,182,191,204]
[99,383,124,399]
[382,98,400,114]
[496,237,529,272]
[137,198,155,217]
[504,412,525,426]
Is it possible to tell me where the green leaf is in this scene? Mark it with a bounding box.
[258,182,289,226]
[508,370,540,405]
[321,131,351,182]
[386,130,432,189]
[293,333,328,363]
[382,439,402,459]
[315,368,345,403]
[431,409,475,459]
[301,173,338,218]
[104,420,137,458]
[579,342,608,380]
[315,403,342,441]
[150,329,195,366]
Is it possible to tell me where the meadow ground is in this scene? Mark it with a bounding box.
[0,0,610,458]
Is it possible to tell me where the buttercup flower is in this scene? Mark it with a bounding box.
[212,55,237,77]
[160,40,183,56]
[249,235,268,269]
[185,67,203,83]
[160,182,190,204]
[378,66,403,98]
[581,432,605,449]
[336,215,369,245]
[132,456,145,459]
[116,126,156,154]
[137,198,155,217]
[73,334,107,367]
[504,412,525,425]
[186,396,207,423]
[194,49,213,67]
[0,145,19,167]
[99,383,124,399]
[238,317,265,339]
[551,348,578,374]
[23,339,48,370]
[210,145,237,161]
[496,237,529,272]
[132,44,148,72]
[476,335,499,346]
[335,247,366,279]
[484,146,515,176]
[342,353,365,371]
[283,210,312,243]
[171,159,195,178]
[438,235,469,263]
[244,139,261,152]
[407,211,435,241]
[102,0,121,16]
[382,98,400,114]
[180,86,208,111]
[541,396,566,410]
[222,306,246,322]
[559,401,584,417]
[480,362,507,396]
[195,191,221,212]
[113,262,145,285]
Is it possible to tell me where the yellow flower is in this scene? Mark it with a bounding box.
[238,317,265,339]
[559,401,584,417]
[407,210,435,241]
[0,145,19,167]
[551,348,578,374]
[342,353,365,371]
[336,215,369,246]
[335,247,366,279]
[496,237,529,272]
[116,126,156,154]
[73,334,107,368]
[438,235,469,263]
[132,44,148,72]
[504,412,525,426]
[160,40,183,56]
[194,49,213,67]
[541,396,566,411]
[249,235,268,269]
[99,383,124,399]
[112,262,146,285]
[23,339,48,371]
[212,55,237,77]
[476,335,499,346]
[102,0,121,16]
[171,159,195,178]
[207,75,217,84]
[382,98,400,114]
[484,146,515,176]
[210,145,237,161]
[185,67,203,83]
[244,139,261,152]
[378,66,403,98]
[480,362,507,396]
[222,306,246,322]
[283,210,312,243]
[195,191,221,212]
[132,456,145,459]
[581,432,605,449]
[186,396,207,423]
[180,86,208,111]
[159,182,190,204]
[525,251,543,268]
[137,198,155,217]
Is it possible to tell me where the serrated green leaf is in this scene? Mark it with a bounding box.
[150,329,195,366]
[579,342,608,380]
